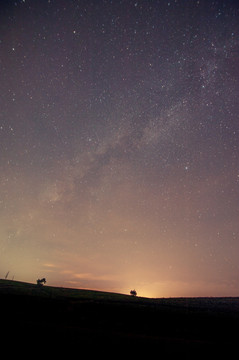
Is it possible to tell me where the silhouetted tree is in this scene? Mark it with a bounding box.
[37,278,46,287]
[130,289,137,296]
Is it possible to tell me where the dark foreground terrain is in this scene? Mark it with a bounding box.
[1,280,238,357]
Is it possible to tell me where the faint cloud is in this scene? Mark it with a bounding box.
[74,273,92,279]
[43,263,58,268]
[60,269,74,275]
[74,272,119,282]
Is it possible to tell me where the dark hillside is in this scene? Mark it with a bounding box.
[1,280,238,357]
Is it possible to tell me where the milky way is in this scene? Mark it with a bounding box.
[0,0,239,297]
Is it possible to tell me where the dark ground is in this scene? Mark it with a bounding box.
[0,280,238,357]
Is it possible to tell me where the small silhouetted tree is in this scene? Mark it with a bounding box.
[37,278,46,287]
[130,289,137,296]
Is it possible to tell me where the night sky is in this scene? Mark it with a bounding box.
[0,0,239,297]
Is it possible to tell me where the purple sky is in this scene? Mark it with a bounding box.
[0,0,239,297]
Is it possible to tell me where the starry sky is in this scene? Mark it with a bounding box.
[0,0,239,297]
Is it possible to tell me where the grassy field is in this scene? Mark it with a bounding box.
[1,279,238,357]
[0,279,133,301]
